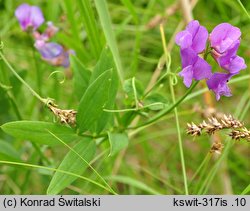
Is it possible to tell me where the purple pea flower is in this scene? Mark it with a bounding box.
[15,3,44,31]
[176,20,247,101]
[212,40,246,73]
[179,48,212,87]
[34,40,73,67]
[175,20,208,53]
[209,23,241,54]
[206,72,236,101]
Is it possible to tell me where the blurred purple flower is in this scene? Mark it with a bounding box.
[175,20,208,53]
[209,23,241,54]
[34,41,73,67]
[179,48,212,87]
[15,3,44,31]
[206,72,236,101]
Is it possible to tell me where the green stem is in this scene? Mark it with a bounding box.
[0,51,47,104]
[160,25,188,195]
[189,153,211,184]
[48,130,117,195]
[237,0,250,20]
[0,53,51,165]
[129,80,199,129]
[170,79,189,194]
[32,47,42,95]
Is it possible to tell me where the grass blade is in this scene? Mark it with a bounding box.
[94,0,124,83]
[241,184,250,195]
[0,160,112,194]
[106,175,162,195]
[77,0,103,58]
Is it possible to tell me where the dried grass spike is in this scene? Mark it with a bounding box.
[229,127,250,142]
[186,122,202,136]
[49,105,77,126]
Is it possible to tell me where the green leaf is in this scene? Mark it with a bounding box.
[106,175,162,195]
[90,47,115,83]
[241,184,250,195]
[77,69,118,134]
[124,78,144,99]
[108,132,129,156]
[70,55,91,101]
[94,0,123,83]
[77,0,103,59]
[89,48,119,133]
[0,139,21,161]
[1,121,78,146]
[47,138,96,194]
[144,93,169,111]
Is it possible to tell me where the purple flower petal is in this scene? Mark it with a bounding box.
[189,24,208,53]
[210,23,241,53]
[215,40,239,66]
[179,48,212,87]
[35,41,73,67]
[175,31,192,49]
[29,6,44,29]
[214,40,246,73]
[185,20,200,36]
[60,51,71,67]
[175,20,208,53]
[179,65,193,87]
[227,55,246,73]
[193,56,212,80]
[15,3,44,31]
[180,48,197,68]
[206,72,235,100]
[35,42,63,59]
[15,4,30,31]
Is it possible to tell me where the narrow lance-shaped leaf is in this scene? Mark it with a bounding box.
[1,121,78,146]
[106,175,162,195]
[76,69,118,134]
[89,47,119,133]
[70,55,91,101]
[90,47,114,82]
[77,0,103,59]
[94,0,124,83]
[47,137,96,194]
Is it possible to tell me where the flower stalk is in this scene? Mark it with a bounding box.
[0,51,48,104]
[160,24,189,195]
[0,50,77,125]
